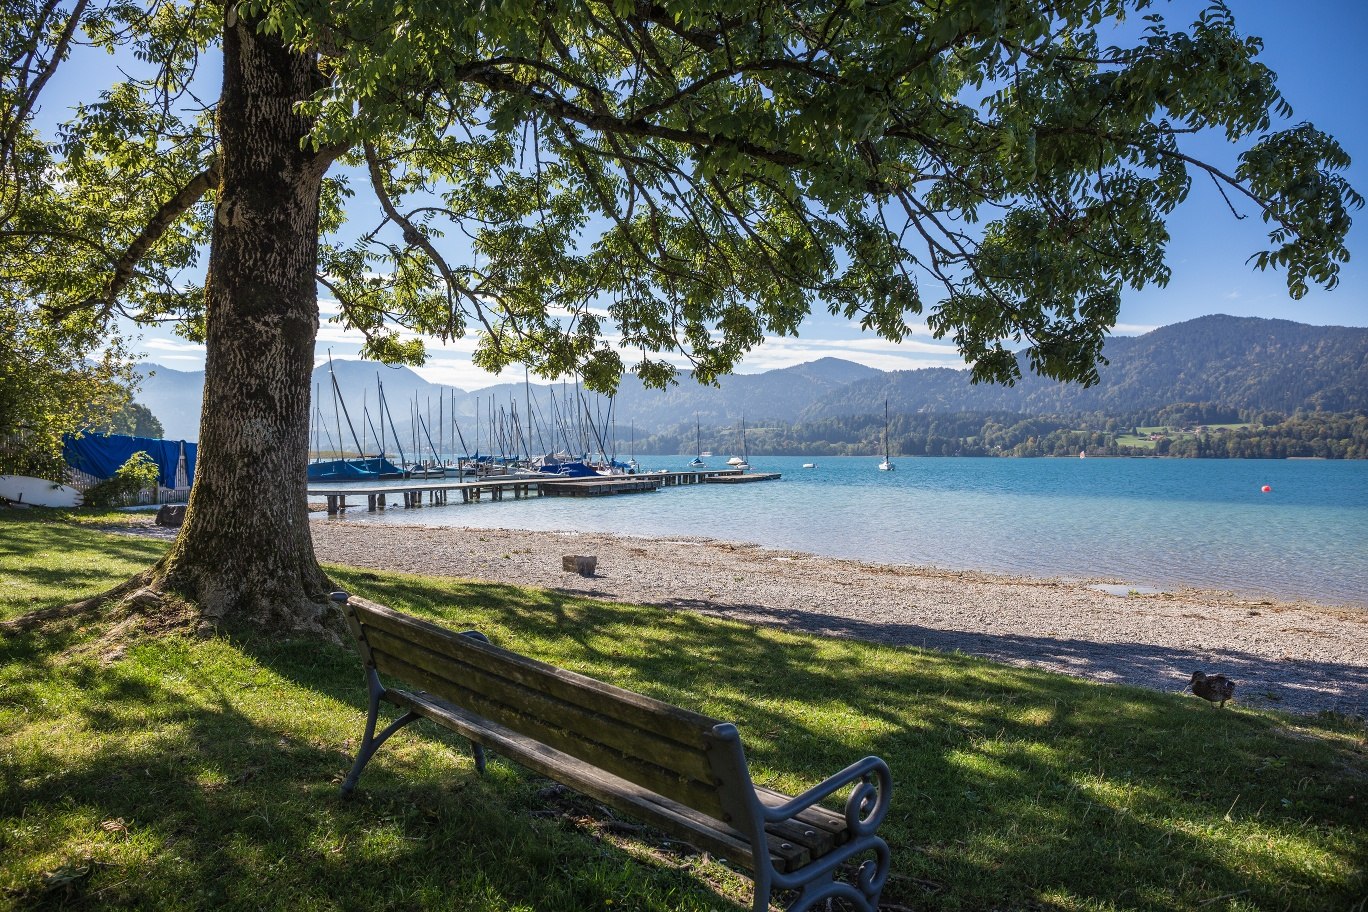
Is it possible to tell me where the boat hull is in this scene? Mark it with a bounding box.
[0,474,83,507]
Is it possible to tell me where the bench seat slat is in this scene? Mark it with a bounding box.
[385,689,827,874]
[372,647,729,820]
[756,786,850,849]
[353,598,716,747]
[363,626,719,786]
[763,816,837,858]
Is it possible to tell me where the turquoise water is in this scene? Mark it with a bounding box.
[313,456,1368,607]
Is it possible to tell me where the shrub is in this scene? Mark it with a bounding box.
[83,451,161,507]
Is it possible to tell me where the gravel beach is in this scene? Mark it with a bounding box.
[300,519,1368,719]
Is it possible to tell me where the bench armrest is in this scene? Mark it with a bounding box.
[758,756,892,837]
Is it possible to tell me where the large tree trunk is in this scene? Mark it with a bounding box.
[154,13,334,632]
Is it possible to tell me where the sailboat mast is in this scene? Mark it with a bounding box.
[524,368,534,458]
[378,374,386,460]
[331,368,345,459]
[884,399,890,462]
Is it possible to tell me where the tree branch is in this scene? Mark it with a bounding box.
[41,162,219,321]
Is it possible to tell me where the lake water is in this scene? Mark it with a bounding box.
[312,456,1368,608]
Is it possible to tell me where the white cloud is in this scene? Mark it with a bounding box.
[730,332,965,374]
[141,337,207,354]
[1110,322,1159,336]
[410,360,508,390]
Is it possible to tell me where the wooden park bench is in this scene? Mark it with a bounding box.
[333,592,893,912]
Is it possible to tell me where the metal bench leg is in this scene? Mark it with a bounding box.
[461,629,490,775]
[751,869,774,912]
[783,838,890,912]
[341,668,419,796]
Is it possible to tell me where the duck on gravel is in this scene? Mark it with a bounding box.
[1188,671,1236,708]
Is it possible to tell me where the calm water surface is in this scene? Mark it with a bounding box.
[313,456,1368,607]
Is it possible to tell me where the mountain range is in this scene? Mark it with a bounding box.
[134,315,1368,444]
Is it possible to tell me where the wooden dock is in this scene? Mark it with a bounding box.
[539,477,659,497]
[704,472,782,484]
[308,467,757,514]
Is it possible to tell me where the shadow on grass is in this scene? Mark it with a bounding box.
[656,595,1368,719]
[0,625,736,911]
[0,518,165,616]
[317,569,1368,911]
[2,561,1364,911]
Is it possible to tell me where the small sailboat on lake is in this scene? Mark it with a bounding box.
[878,399,895,471]
[689,414,705,467]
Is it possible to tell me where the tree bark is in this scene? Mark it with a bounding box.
[154,12,334,632]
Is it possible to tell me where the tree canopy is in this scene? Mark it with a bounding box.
[6,0,1359,393]
[1,0,1359,626]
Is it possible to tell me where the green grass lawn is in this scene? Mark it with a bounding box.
[1,510,1364,911]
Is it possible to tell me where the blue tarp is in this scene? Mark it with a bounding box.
[537,460,600,478]
[62,432,195,488]
[307,457,405,481]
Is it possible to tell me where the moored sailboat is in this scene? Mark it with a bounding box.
[878,399,895,471]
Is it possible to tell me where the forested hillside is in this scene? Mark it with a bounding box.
[638,409,1368,460]
[803,316,1368,419]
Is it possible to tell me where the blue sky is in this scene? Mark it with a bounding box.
[38,1,1368,389]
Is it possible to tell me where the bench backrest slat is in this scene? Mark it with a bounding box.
[348,598,735,820]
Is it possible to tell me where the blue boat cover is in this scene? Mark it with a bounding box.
[307,457,406,481]
[537,460,599,478]
[62,432,196,487]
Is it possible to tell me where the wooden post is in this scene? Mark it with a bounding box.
[562,555,597,575]
[378,492,386,509]
[326,494,338,515]
[367,493,377,512]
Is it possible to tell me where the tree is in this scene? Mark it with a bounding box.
[2,0,1358,631]
[0,299,134,478]
[104,400,165,438]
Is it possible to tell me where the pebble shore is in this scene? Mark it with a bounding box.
[305,520,1368,719]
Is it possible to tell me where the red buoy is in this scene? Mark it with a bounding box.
[1261,484,1272,493]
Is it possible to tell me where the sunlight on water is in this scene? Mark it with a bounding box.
[313,457,1368,607]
